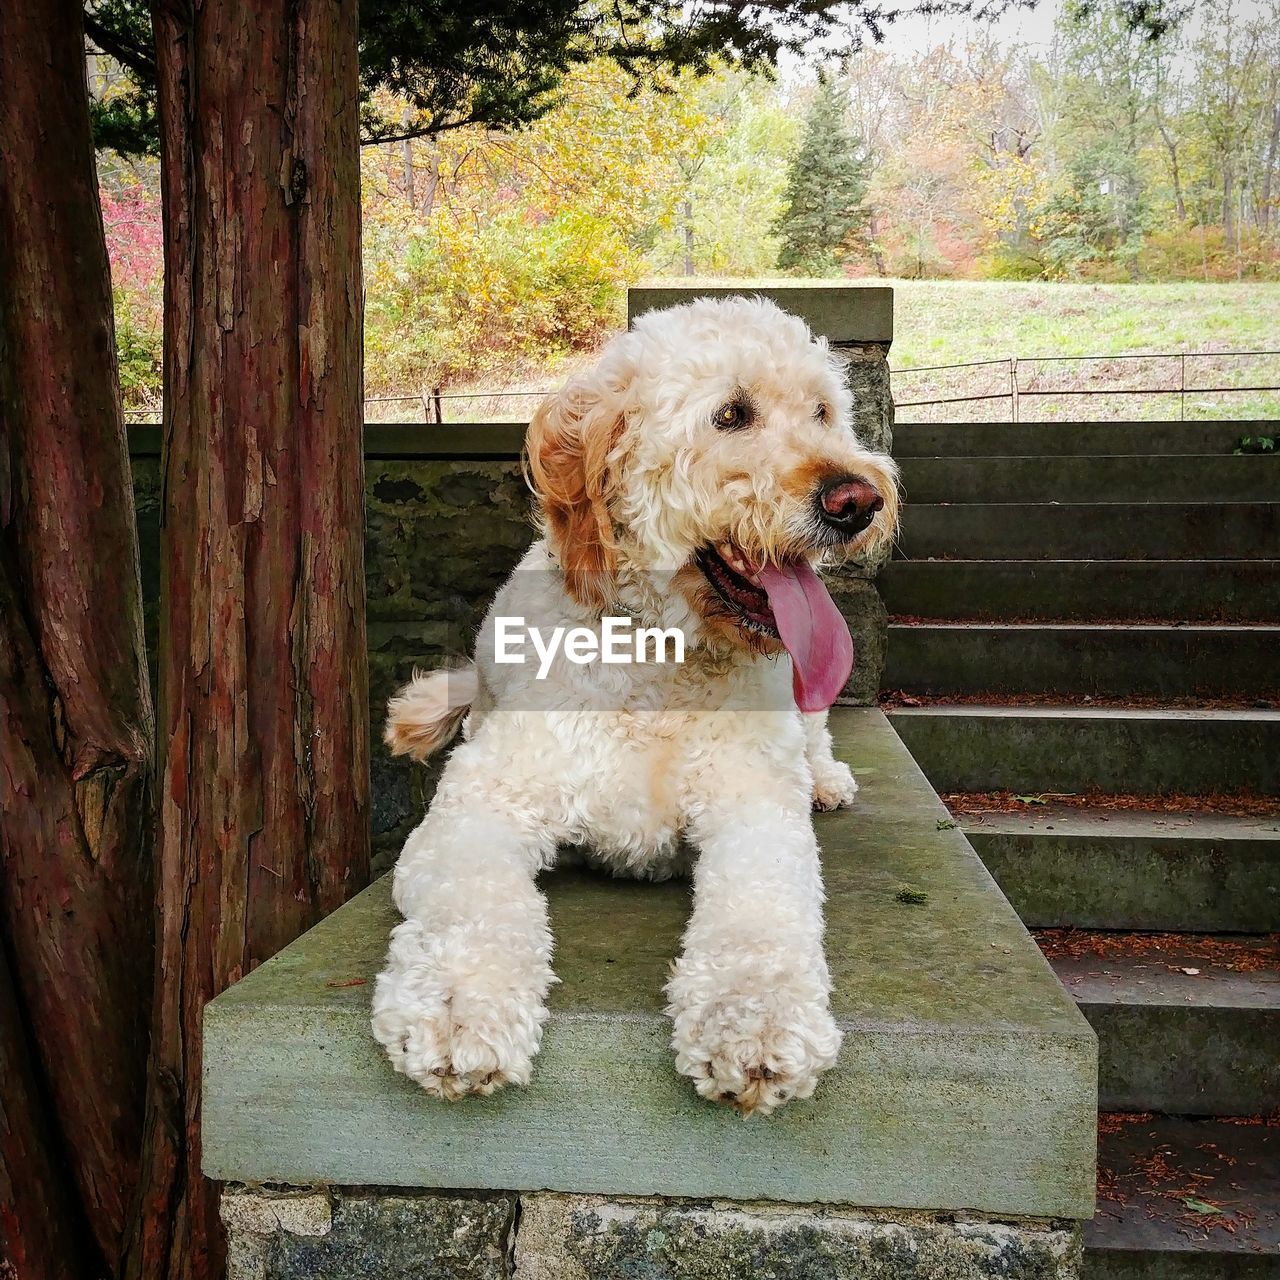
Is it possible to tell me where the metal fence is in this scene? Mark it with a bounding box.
[122,348,1280,426]
[891,349,1280,423]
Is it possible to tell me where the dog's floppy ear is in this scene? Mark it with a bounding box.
[526,370,626,611]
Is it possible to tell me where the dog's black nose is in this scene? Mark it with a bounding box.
[817,476,884,536]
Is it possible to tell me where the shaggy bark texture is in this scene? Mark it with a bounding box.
[0,2,155,1275]
[133,1,370,1276]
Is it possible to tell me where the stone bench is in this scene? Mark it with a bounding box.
[204,707,1097,1279]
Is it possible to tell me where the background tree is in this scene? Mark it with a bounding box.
[1190,0,1263,259]
[1047,2,1167,271]
[642,72,800,277]
[0,2,154,1277]
[774,76,872,274]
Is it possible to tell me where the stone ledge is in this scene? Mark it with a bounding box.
[627,282,894,345]
[203,708,1096,1219]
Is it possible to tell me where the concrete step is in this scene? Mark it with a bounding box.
[893,420,1264,458]
[1042,930,1280,1115]
[880,560,1280,623]
[201,708,1097,1219]
[885,623,1280,701]
[899,454,1277,504]
[888,705,1280,797]
[1084,1113,1279,1279]
[961,804,1280,932]
[898,502,1280,561]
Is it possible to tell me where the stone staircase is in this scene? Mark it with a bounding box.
[881,420,1280,1279]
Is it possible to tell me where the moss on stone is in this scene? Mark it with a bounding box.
[222,1187,515,1280]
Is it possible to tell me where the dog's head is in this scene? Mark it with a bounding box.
[526,296,899,709]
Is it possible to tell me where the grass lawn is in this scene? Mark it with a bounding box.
[889,280,1280,368]
[885,281,1280,422]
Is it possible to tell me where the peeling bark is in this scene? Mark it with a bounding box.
[0,1,155,1274]
[132,1,370,1277]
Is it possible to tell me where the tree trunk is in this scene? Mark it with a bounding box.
[403,138,416,207]
[0,946,88,1280]
[868,212,887,275]
[1155,114,1186,223]
[682,198,695,276]
[0,3,155,1276]
[422,142,441,218]
[1261,95,1279,233]
[132,1,370,1276]
[1223,165,1236,255]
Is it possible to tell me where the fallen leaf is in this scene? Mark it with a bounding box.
[325,978,367,988]
[1013,794,1049,805]
[1181,1197,1224,1215]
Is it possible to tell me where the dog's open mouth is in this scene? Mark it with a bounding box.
[694,543,855,713]
[695,544,779,637]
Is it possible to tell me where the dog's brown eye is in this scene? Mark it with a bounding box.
[714,401,746,431]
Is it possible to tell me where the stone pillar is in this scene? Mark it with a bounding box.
[627,284,895,704]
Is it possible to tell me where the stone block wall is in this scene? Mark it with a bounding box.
[221,1186,1081,1280]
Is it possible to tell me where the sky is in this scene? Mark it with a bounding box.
[781,0,1272,79]
[877,0,1061,54]
[774,0,1062,83]
[773,0,1274,86]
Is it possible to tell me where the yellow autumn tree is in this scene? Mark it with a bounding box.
[360,62,725,399]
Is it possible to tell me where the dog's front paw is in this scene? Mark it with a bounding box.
[371,986,545,1100]
[667,978,842,1116]
[811,759,858,810]
[371,922,549,1100]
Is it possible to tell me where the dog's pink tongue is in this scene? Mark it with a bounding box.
[756,561,854,713]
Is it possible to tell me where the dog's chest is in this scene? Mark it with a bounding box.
[562,703,794,867]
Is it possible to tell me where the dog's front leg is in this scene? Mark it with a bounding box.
[804,710,859,811]
[667,788,842,1116]
[371,761,556,1100]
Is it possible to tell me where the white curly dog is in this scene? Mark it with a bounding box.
[372,296,899,1115]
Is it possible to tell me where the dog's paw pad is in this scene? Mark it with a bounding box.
[811,761,858,811]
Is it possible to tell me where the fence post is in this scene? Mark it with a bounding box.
[1180,353,1186,422]
[1010,356,1019,424]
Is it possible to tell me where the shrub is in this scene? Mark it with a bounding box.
[101,183,165,407]
[976,246,1048,281]
[364,204,634,394]
[113,289,163,407]
[1135,226,1280,283]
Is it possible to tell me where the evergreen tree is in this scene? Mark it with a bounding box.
[774,75,872,274]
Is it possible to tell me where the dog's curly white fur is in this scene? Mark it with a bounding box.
[372,297,898,1115]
